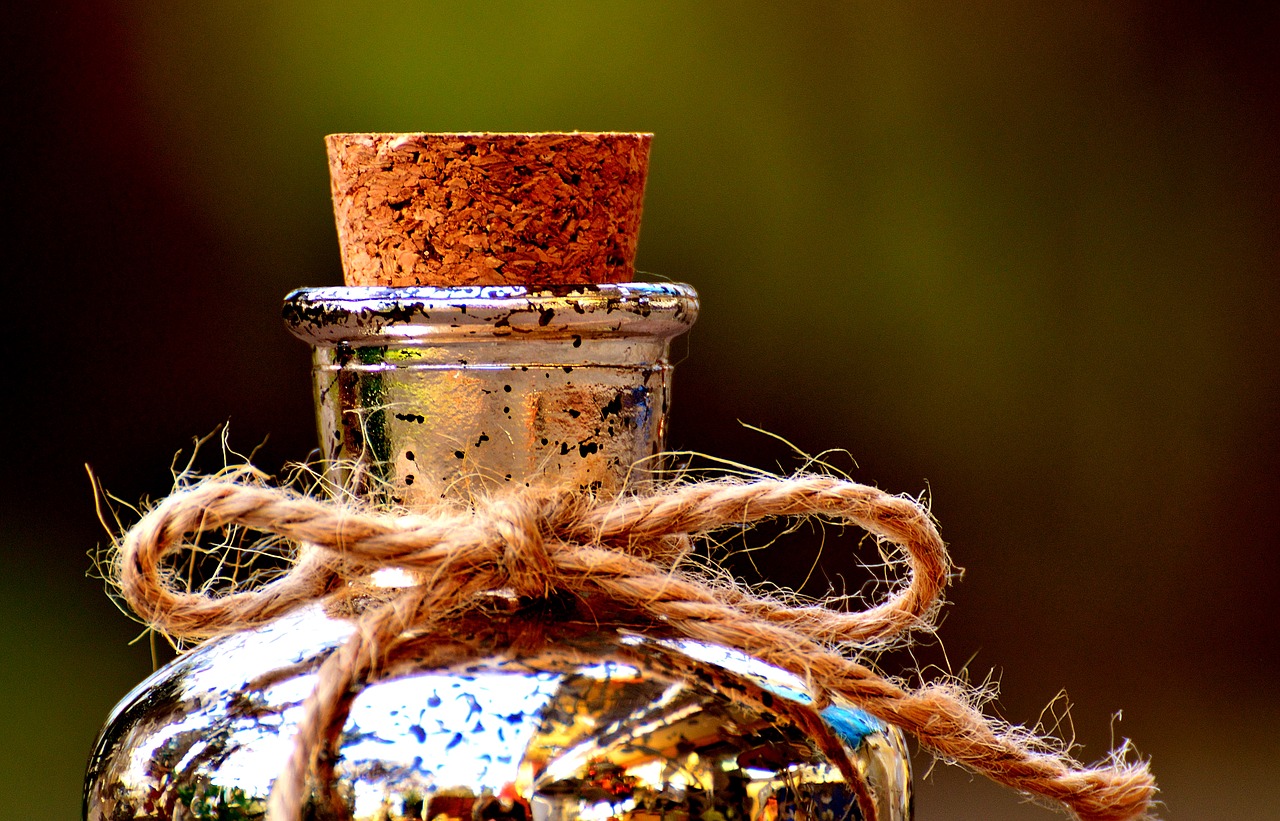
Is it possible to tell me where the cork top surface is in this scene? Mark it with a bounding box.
[326,132,651,287]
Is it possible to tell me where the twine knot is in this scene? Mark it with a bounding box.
[111,473,1156,821]
[487,492,559,599]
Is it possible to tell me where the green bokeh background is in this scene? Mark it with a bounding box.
[4,2,1277,818]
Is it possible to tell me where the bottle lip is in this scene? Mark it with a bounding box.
[283,282,698,347]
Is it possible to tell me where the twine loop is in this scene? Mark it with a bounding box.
[111,474,1156,821]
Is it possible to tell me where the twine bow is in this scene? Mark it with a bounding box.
[116,475,1156,821]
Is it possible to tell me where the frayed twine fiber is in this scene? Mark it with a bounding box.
[113,473,1156,821]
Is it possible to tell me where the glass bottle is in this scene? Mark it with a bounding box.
[83,281,914,821]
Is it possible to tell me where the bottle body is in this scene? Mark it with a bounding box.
[84,285,913,821]
[85,602,911,821]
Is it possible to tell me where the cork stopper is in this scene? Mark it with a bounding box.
[326,132,651,287]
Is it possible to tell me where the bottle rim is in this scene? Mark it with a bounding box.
[283,282,698,347]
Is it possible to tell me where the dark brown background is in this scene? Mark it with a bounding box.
[3,2,1277,818]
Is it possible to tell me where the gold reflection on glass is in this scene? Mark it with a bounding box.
[85,611,911,821]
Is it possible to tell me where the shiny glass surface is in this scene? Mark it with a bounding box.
[85,603,911,821]
[283,284,700,501]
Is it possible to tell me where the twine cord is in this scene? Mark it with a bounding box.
[114,475,1156,821]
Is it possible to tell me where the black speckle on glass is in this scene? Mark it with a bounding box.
[503,384,512,392]
[405,474,415,485]
[503,407,510,414]
[563,366,573,373]
[567,408,581,418]
[601,393,625,419]
[409,724,426,743]
[406,451,415,461]
[475,433,490,447]
[538,307,555,326]
[571,334,582,348]
[559,442,571,456]
[540,438,549,445]
[454,450,465,459]
[579,442,599,457]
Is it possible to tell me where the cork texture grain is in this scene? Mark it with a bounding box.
[326,132,651,287]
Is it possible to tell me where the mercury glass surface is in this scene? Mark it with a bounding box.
[84,284,913,821]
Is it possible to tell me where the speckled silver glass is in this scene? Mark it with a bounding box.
[287,283,695,503]
[84,283,913,821]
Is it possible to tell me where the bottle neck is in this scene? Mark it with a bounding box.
[285,284,698,508]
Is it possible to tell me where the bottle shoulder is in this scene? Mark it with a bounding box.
[86,605,911,821]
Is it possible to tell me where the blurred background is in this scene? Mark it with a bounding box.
[3,2,1277,818]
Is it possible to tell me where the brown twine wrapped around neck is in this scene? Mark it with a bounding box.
[114,474,1156,821]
